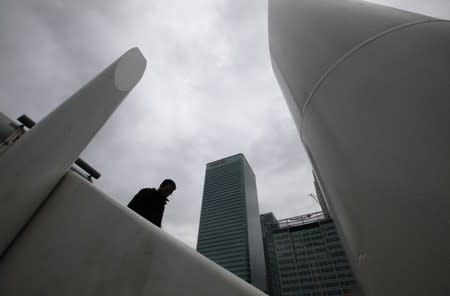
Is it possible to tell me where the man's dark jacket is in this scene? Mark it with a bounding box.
[127,188,168,227]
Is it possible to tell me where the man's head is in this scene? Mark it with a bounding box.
[158,179,176,197]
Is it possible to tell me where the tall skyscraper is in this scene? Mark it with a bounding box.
[261,212,358,296]
[196,154,266,291]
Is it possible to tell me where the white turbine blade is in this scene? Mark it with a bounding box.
[0,48,146,255]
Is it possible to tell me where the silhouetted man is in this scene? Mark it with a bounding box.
[128,179,176,227]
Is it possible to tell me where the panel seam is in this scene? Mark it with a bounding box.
[299,19,449,141]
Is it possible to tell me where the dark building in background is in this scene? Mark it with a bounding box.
[260,212,280,296]
[196,154,266,291]
[261,212,358,296]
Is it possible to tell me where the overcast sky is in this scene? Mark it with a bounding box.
[1,0,448,248]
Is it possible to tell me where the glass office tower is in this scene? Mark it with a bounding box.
[197,154,266,291]
[261,212,358,296]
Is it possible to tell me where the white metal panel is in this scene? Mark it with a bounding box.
[301,21,450,295]
[269,0,433,118]
[269,0,450,295]
[0,171,267,296]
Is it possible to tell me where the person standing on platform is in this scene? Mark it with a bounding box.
[128,179,176,228]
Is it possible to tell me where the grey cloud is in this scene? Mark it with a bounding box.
[1,0,447,248]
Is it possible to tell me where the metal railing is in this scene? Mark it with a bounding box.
[17,114,101,180]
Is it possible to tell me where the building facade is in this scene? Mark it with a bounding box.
[260,212,280,296]
[196,154,266,291]
[261,212,357,296]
